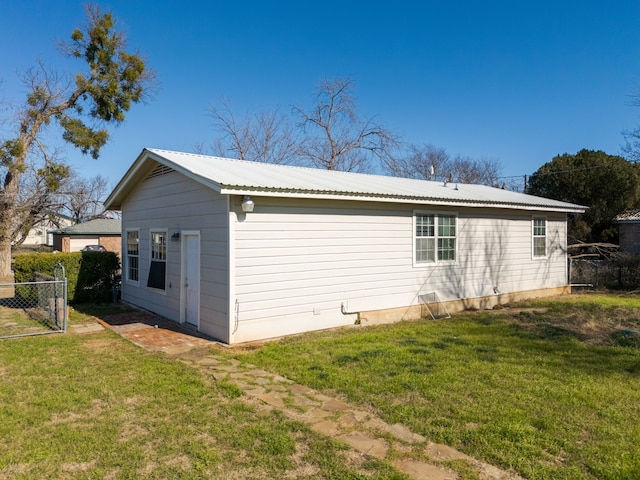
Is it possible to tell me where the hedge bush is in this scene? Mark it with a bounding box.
[13,252,120,304]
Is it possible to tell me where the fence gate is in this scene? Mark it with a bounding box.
[0,262,68,339]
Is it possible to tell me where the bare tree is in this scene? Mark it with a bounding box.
[384,144,448,180]
[60,174,110,223]
[385,143,503,186]
[293,77,400,172]
[622,127,640,162]
[12,149,71,246]
[209,99,298,164]
[623,83,640,162]
[449,155,502,185]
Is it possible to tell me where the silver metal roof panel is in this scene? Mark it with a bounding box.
[105,148,587,213]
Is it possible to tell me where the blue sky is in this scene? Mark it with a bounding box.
[2,0,640,191]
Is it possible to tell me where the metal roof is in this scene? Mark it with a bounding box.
[50,218,121,235]
[615,209,640,223]
[105,148,587,213]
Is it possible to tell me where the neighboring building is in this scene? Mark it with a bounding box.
[50,218,122,257]
[615,209,640,256]
[18,215,73,247]
[105,148,586,345]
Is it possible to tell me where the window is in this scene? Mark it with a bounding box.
[415,213,456,264]
[126,230,139,282]
[147,230,167,290]
[438,215,456,261]
[533,218,546,257]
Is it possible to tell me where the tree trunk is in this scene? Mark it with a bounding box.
[0,203,16,282]
[0,203,16,300]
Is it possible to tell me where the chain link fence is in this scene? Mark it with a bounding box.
[570,257,640,290]
[0,263,67,339]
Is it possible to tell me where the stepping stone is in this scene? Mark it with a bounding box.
[299,408,333,422]
[257,391,285,408]
[292,394,318,407]
[310,420,340,436]
[271,374,292,383]
[244,386,266,397]
[196,357,220,366]
[290,384,314,395]
[425,442,471,461]
[392,459,458,480]
[321,398,351,412]
[387,423,426,444]
[211,364,240,372]
[268,384,287,392]
[233,381,254,390]
[337,432,389,459]
[253,377,271,385]
[337,412,359,427]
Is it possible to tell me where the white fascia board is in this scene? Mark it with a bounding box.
[219,187,587,214]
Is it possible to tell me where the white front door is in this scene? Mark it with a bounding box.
[182,232,200,327]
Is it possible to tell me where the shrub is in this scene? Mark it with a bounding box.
[74,252,120,303]
[13,252,120,304]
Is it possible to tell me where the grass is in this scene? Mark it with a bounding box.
[222,293,640,480]
[3,295,639,479]
[0,307,406,479]
[0,305,60,338]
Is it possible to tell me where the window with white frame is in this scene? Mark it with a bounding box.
[147,230,167,290]
[533,217,546,257]
[415,213,457,264]
[126,230,139,283]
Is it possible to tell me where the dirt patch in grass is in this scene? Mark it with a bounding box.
[503,304,640,347]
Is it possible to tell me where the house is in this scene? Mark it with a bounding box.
[105,148,586,344]
[17,215,73,247]
[50,218,122,257]
[615,210,640,256]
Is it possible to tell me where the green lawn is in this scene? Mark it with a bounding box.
[0,309,404,479]
[224,294,640,480]
[2,295,639,479]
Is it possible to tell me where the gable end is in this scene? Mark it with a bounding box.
[147,164,176,179]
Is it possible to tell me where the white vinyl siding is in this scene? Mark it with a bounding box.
[232,198,568,343]
[120,166,230,342]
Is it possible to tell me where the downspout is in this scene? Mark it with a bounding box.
[341,301,361,325]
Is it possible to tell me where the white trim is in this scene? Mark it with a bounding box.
[227,196,236,345]
[180,230,201,328]
[148,228,168,294]
[412,210,458,267]
[532,216,547,260]
[218,188,585,213]
[124,228,140,286]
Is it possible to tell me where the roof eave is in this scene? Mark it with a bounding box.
[219,187,587,213]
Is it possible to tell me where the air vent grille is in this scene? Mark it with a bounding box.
[147,164,175,179]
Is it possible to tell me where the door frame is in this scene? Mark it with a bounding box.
[180,230,200,328]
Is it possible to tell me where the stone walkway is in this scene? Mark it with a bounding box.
[78,312,523,480]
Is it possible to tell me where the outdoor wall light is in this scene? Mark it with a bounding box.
[171,231,180,241]
[241,195,255,213]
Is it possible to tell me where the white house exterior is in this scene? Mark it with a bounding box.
[105,148,586,344]
[18,215,73,246]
